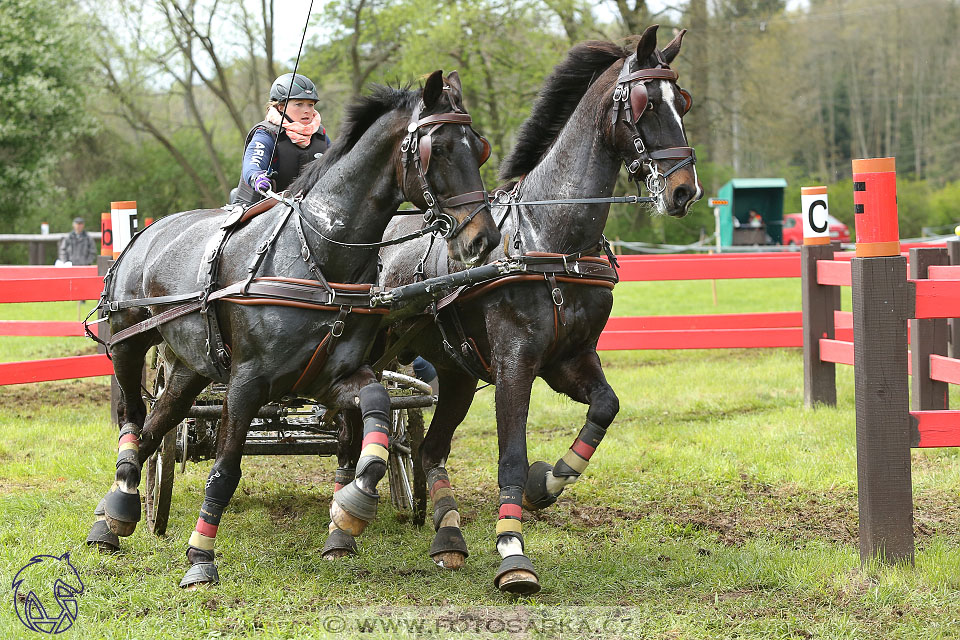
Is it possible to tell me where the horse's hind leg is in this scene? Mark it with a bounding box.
[86,333,154,548]
[87,349,210,551]
[419,367,477,570]
[529,349,619,508]
[180,376,267,589]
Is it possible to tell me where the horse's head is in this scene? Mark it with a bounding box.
[606,25,703,217]
[398,70,499,266]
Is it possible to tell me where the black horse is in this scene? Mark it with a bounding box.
[85,71,500,588]
[376,28,702,594]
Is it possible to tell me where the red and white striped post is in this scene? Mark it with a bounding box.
[850,157,914,565]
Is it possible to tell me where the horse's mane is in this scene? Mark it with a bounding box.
[499,41,628,181]
[290,84,419,194]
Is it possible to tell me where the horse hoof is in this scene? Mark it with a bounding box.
[321,527,358,560]
[95,541,121,554]
[429,526,469,569]
[329,500,369,537]
[522,461,559,511]
[432,551,466,570]
[497,569,541,595]
[494,554,541,595]
[86,519,120,553]
[104,516,137,537]
[180,562,219,589]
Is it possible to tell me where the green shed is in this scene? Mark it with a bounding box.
[715,178,788,246]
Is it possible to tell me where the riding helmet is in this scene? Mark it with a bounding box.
[270,73,319,102]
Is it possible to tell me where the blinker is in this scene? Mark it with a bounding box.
[629,84,648,124]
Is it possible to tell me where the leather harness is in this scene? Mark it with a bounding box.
[415,52,696,383]
[91,93,494,390]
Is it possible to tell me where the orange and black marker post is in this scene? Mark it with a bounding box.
[850,156,914,566]
[100,212,113,256]
[852,157,899,257]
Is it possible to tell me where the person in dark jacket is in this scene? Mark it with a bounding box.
[232,73,332,206]
[58,217,97,265]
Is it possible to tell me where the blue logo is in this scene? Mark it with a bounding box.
[12,553,84,634]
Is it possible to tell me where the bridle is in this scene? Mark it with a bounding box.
[400,90,492,239]
[612,51,696,198]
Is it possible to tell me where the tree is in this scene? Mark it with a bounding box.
[89,0,280,205]
[0,0,95,228]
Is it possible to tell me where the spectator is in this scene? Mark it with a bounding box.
[58,217,97,266]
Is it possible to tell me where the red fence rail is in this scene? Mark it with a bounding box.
[3,254,810,386]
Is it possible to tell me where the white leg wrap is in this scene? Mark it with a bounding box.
[545,470,578,495]
[497,536,523,559]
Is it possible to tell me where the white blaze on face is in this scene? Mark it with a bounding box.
[460,125,471,150]
[658,81,703,204]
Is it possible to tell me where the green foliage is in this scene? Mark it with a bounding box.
[0,0,95,227]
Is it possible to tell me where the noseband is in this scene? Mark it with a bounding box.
[400,94,492,239]
[612,52,696,198]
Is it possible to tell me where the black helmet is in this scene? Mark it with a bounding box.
[270,73,319,102]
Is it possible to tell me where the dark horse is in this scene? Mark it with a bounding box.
[377,28,702,593]
[85,71,499,588]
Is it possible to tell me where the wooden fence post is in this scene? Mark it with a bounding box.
[802,242,839,407]
[910,247,949,411]
[97,255,120,424]
[948,239,960,359]
[851,157,914,565]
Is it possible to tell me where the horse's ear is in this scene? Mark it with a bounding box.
[636,24,659,64]
[661,28,686,64]
[423,70,444,109]
[446,70,462,94]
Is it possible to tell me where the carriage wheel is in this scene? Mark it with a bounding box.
[144,429,175,535]
[143,351,176,536]
[406,406,427,527]
[388,406,416,514]
[387,405,427,525]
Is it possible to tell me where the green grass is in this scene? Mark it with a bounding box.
[1,280,959,638]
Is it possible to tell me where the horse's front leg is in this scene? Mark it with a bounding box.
[491,357,541,595]
[88,348,209,551]
[327,368,391,538]
[179,376,267,589]
[321,410,361,559]
[528,349,619,508]
[419,366,478,570]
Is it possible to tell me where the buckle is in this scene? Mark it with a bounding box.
[613,85,624,102]
[627,159,642,174]
[108,301,119,312]
[551,287,564,306]
[424,191,436,207]
[331,319,345,338]
[634,137,646,154]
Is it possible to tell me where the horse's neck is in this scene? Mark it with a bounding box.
[298,122,403,283]
[507,100,622,255]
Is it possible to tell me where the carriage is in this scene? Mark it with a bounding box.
[140,349,432,535]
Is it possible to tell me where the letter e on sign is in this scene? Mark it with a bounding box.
[800,186,830,245]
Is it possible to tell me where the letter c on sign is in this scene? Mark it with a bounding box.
[808,200,828,234]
